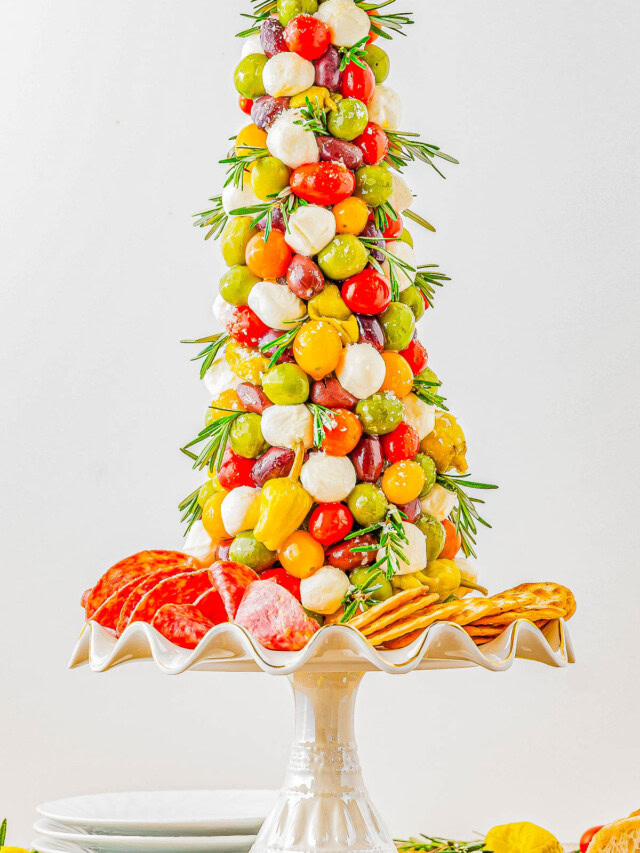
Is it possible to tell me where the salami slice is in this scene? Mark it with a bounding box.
[115,564,199,636]
[80,588,92,609]
[129,570,212,626]
[91,576,149,631]
[235,581,319,651]
[151,604,214,649]
[85,550,197,618]
[208,561,259,621]
[193,588,228,626]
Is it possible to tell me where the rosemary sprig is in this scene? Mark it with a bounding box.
[236,0,276,37]
[415,264,450,309]
[372,200,399,232]
[346,506,408,580]
[413,378,448,411]
[293,96,330,135]
[308,403,337,448]
[355,0,414,40]
[436,473,499,559]
[385,130,459,178]
[231,186,307,239]
[181,409,242,473]
[193,195,228,241]
[221,145,269,189]
[259,318,307,368]
[360,236,413,301]
[340,570,384,622]
[181,333,229,380]
[395,834,490,853]
[178,483,205,536]
[404,208,436,233]
[338,36,369,71]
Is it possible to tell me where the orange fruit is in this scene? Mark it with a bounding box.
[245,230,292,279]
[379,350,414,398]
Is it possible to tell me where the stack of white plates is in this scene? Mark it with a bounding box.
[33,790,277,853]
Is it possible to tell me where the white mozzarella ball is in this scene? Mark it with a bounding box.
[263,53,316,97]
[241,35,264,58]
[212,294,236,330]
[267,109,320,169]
[182,520,216,566]
[300,567,350,615]
[222,181,260,215]
[388,240,417,291]
[421,484,457,522]
[379,522,427,576]
[300,452,357,502]
[315,0,371,47]
[403,393,436,441]
[389,172,413,214]
[261,404,314,450]
[204,356,242,399]
[221,487,261,537]
[368,86,403,130]
[335,343,386,400]
[248,281,306,330]
[453,557,480,599]
[285,204,336,256]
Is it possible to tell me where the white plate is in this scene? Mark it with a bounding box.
[33,823,256,853]
[36,790,275,836]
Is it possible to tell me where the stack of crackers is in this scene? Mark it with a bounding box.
[346,582,576,650]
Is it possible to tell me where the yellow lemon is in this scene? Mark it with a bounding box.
[485,822,563,853]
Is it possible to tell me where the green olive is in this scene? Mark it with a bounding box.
[262,363,310,405]
[278,0,318,26]
[220,217,257,267]
[414,452,437,497]
[317,234,369,281]
[399,285,425,321]
[415,513,446,562]
[234,54,268,100]
[251,156,291,202]
[219,265,260,306]
[400,228,414,248]
[229,531,277,571]
[347,483,388,526]
[349,567,393,602]
[356,393,404,436]
[327,98,369,142]
[379,302,415,351]
[354,165,393,208]
[229,413,268,459]
[363,44,390,85]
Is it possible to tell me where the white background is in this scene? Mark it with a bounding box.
[1,0,639,844]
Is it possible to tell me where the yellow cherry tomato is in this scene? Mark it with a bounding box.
[381,460,426,504]
[235,123,268,159]
[333,197,370,235]
[205,389,246,426]
[293,320,343,380]
[379,351,414,398]
[278,530,325,579]
[201,491,229,544]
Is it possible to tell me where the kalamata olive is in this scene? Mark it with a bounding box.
[259,329,296,363]
[286,255,325,299]
[311,377,358,410]
[260,17,287,57]
[251,95,290,131]
[350,435,384,482]
[356,315,385,351]
[251,447,296,487]
[326,534,378,570]
[360,221,384,262]
[314,45,342,91]
[255,205,286,232]
[395,498,421,523]
[317,137,364,171]
[216,539,234,561]
[236,382,273,414]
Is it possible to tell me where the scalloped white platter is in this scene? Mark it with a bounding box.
[69,619,574,676]
[33,822,255,852]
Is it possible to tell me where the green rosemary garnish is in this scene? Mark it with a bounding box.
[181,409,242,473]
[221,145,269,189]
[293,96,330,135]
[436,473,498,559]
[414,264,450,309]
[385,130,459,178]
[372,200,399,232]
[178,483,205,535]
[193,195,228,241]
[395,835,490,853]
[355,0,414,40]
[360,236,413,301]
[309,403,337,448]
[340,570,384,622]
[236,0,276,37]
[338,36,369,71]
[231,186,307,239]
[259,318,307,368]
[413,378,448,411]
[181,333,229,380]
[404,208,436,233]
[346,505,408,580]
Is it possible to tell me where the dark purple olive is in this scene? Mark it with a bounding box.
[350,436,384,483]
[260,17,287,57]
[251,95,290,131]
[236,383,273,414]
[356,315,385,351]
[311,377,358,410]
[395,498,421,524]
[259,329,295,363]
[286,255,325,299]
[360,221,385,262]
[251,447,296,488]
[317,136,364,171]
[326,534,378,570]
[314,45,342,91]
[216,539,234,561]
[256,205,286,232]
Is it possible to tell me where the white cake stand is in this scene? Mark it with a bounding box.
[70,620,574,853]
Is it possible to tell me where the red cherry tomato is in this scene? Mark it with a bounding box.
[309,503,353,546]
[381,423,419,463]
[580,827,604,853]
[341,61,376,103]
[218,448,256,490]
[399,338,428,374]
[354,122,389,166]
[382,212,403,239]
[261,568,302,601]
[290,162,356,205]
[226,305,271,347]
[342,269,391,315]
[439,519,462,560]
[284,15,331,60]
[239,96,254,116]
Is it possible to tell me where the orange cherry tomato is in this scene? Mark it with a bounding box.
[333,197,369,235]
[381,460,425,505]
[366,9,380,43]
[278,530,325,579]
[205,389,246,426]
[379,351,414,398]
[290,162,356,205]
[245,230,292,279]
[439,519,462,560]
[235,123,268,158]
[321,408,363,456]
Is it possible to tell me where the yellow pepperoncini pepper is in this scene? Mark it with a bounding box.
[420,412,468,474]
[391,561,487,600]
[254,443,313,551]
[225,340,270,385]
[290,86,339,112]
[308,284,360,344]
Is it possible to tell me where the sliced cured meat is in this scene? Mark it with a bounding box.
[91,576,147,631]
[235,580,319,651]
[193,588,228,625]
[115,564,200,636]
[128,570,212,626]
[151,604,214,649]
[208,561,259,620]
